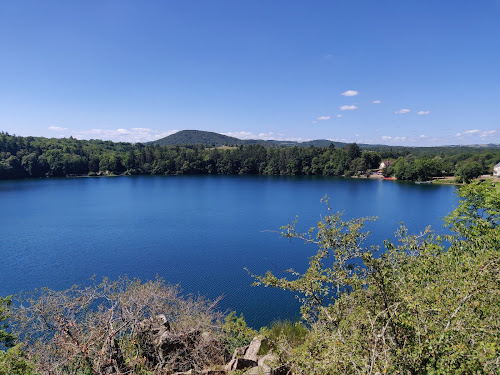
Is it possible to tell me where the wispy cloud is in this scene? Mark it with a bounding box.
[316,116,331,121]
[372,100,381,104]
[336,114,342,118]
[394,109,410,114]
[480,129,498,138]
[73,128,178,143]
[339,105,358,111]
[417,110,431,115]
[464,129,481,135]
[221,131,255,139]
[341,90,359,97]
[222,131,308,142]
[381,135,407,142]
[48,126,68,131]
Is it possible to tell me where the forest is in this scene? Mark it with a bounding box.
[1,132,500,182]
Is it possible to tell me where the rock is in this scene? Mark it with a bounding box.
[270,365,290,375]
[225,357,258,371]
[136,315,173,367]
[135,315,228,373]
[257,353,275,373]
[245,367,270,375]
[243,337,262,362]
[231,346,247,360]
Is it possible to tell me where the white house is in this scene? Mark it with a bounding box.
[493,162,500,176]
[379,160,393,170]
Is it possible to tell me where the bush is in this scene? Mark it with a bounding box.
[252,185,500,374]
[258,320,308,358]
[8,277,230,374]
[221,311,257,355]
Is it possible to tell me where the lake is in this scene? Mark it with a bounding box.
[0,175,457,327]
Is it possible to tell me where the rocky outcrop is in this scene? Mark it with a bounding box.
[136,316,287,374]
[136,315,228,373]
[224,337,288,375]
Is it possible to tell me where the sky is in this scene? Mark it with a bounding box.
[0,1,499,146]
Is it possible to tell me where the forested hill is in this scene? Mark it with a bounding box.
[152,130,241,146]
[1,131,500,182]
[151,129,356,148]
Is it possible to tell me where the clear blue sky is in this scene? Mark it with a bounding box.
[1,0,499,146]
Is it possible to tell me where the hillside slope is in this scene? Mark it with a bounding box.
[151,130,353,148]
[152,130,241,146]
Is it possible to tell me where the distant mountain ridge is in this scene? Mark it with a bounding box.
[150,130,364,148]
[150,130,500,150]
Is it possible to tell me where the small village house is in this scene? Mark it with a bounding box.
[494,162,500,176]
[379,160,393,170]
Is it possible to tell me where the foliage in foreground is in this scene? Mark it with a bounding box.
[252,182,500,374]
[3,278,236,374]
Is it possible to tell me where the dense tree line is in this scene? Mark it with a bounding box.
[1,132,500,181]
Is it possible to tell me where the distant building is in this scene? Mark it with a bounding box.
[379,160,393,170]
[494,162,500,176]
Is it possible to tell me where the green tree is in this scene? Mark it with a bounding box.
[456,161,484,183]
[0,297,35,375]
[251,184,500,374]
[345,143,361,161]
[0,297,14,348]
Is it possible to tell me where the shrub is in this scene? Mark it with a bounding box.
[252,184,500,374]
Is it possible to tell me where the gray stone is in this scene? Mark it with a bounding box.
[226,357,258,371]
[243,337,262,362]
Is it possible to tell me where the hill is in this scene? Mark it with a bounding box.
[151,130,500,151]
[151,130,357,148]
[152,130,241,147]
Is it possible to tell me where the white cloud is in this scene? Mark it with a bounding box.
[419,134,427,139]
[480,129,498,138]
[464,129,480,135]
[116,128,131,134]
[394,109,411,114]
[336,114,342,118]
[372,100,381,104]
[456,129,499,140]
[222,131,255,139]
[48,126,68,131]
[417,110,431,115]
[341,90,359,97]
[339,105,358,111]
[222,131,309,142]
[381,135,407,142]
[257,132,277,140]
[316,116,331,121]
[72,128,178,143]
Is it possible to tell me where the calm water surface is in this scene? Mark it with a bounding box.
[0,175,457,327]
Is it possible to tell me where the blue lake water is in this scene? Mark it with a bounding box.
[0,175,457,327]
